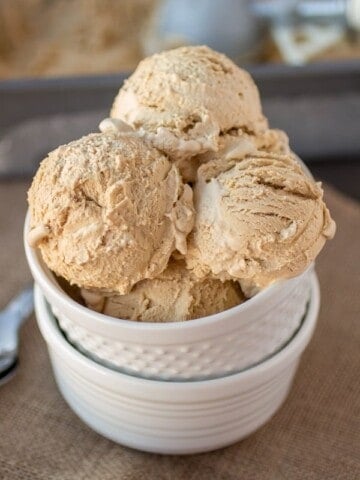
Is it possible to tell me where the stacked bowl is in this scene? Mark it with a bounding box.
[25,216,320,454]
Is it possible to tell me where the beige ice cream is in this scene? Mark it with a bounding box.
[186,151,336,295]
[28,132,194,294]
[27,45,336,322]
[110,45,286,181]
[100,116,290,184]
[188,127,290,177]
[81,260,244,322]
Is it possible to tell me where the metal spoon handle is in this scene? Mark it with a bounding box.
[0,286,34,356]
[2,286,34,328]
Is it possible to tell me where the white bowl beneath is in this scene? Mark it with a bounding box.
[34,273,319,455]
[25,212,313,381]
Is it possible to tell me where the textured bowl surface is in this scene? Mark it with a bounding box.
[25,212,312,380]
[34,275,319,454]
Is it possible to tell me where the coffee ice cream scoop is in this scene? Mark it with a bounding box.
[111,45,268,181]
[187,151,335,294]
[81,260,244,322]
[27,132,194,294]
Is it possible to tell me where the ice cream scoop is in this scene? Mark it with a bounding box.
[186,151,335,295]
[27,132,194,294]
[81,260,244,322]
[110,45,269,181]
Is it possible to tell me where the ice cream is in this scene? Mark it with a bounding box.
[186,151,336,295]
[110,45,289,181]
[27,45,336,322]
[100,116,290,184]
[81,260,244,322]
[27,132,194,294]
[185,127,290,179]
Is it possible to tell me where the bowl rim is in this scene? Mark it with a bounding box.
[34,273,320,389]
[24,211,313,332]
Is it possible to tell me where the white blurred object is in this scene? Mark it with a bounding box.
[143,0,360,65]
[272,22,345,64]
[253,0,360,64]
[143,0,265,60]
[254,0,360,28]
[347,0,360,29]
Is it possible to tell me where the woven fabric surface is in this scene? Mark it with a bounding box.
[0,181,359,480]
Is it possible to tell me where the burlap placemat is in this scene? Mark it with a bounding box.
[0,181,359,480]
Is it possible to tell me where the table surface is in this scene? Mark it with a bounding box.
[0,181,359,480]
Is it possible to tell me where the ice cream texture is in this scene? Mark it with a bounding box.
[81,261,244,322]
[186,151,335,294]
[27,45,335,321]
[28,132,194,294]
[110,45,289,181]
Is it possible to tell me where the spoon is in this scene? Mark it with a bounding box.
[0,287,34,385]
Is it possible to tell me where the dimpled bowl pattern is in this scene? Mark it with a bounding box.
[54,271,310,380]
[25,212,313,381]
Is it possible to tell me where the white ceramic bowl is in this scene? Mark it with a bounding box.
[25,213,313,381]
[34,274,319,454]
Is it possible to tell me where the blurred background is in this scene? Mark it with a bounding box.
[1,0,360,77]
[0,0,359,197]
